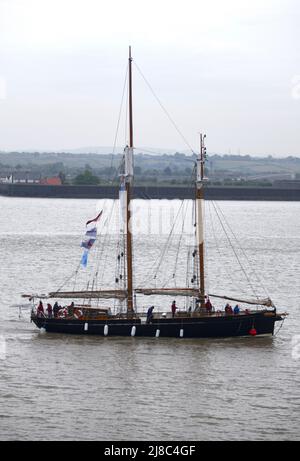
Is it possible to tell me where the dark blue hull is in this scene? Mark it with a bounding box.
[31,312,283,338]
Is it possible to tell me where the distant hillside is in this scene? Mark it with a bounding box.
[208,154,300,180]
[1,151,300,185]
[64,146,179,155]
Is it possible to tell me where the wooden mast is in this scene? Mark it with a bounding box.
[126,46,134,312]
[196,133,206,307]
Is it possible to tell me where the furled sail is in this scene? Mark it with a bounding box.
[135,288,200,297]
[134,288,274,307]
[208,294,274,307]
[48,290,127,300]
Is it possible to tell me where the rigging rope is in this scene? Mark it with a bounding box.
[203,199,210,294]
[207,200,244,293]
[274,317,286,336]
[150,200,186,284]
[137,200,185,287]
[211,200,259,299]
[55,263,81,294]
[169,199,190,287]
[109,64,129,183]
[213,201,269,297]
[137,164,197,290]
[133,61,196,155]
[95,200,117,287]
[161,165,197,287]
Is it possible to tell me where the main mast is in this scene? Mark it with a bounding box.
[125,46,134,312]
[196,133,206,307]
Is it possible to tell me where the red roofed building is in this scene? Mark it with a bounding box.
[40,176,62,186]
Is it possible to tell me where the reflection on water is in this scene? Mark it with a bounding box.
[0,198,300,441]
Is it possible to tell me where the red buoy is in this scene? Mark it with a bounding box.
[249,328,257,336]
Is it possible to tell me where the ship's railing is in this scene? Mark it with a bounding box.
[31,305,141,320]
[31,303,274,320]
[147,310,269,319]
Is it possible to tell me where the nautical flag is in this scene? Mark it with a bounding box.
[80,211,102,268]
[85,227,97,238]
[81,249,89,268]
[81,238,96,250]
[86,210,103,227]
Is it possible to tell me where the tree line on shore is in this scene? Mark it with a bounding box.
[1,151,300,186]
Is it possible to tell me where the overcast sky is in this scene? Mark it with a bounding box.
[0,0,299,156]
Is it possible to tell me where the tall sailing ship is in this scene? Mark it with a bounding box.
[26,48,286,338]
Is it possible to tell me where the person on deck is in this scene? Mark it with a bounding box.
[68,302,75,316]
[205,297,213,313]
[37,301,44,318]
[225,303,233,315]
[47,303,53,318]
[234,305,240,315]
[171,300,177,318]
[53,302,60,318]
[146,306,155,324]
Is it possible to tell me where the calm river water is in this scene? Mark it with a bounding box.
[0,197,299,441]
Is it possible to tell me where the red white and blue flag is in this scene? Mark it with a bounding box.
[86,210,103,227]
[81,210,103,267]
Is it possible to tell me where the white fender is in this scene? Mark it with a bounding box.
[155,329,160,338]
[180,329,184,338]
[131,326,136,337]
[104,324,109,336]
[58,309,67,318]
[84,322,88,332]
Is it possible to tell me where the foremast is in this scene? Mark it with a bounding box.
[124,46,134,313]
[196,133,207,308]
